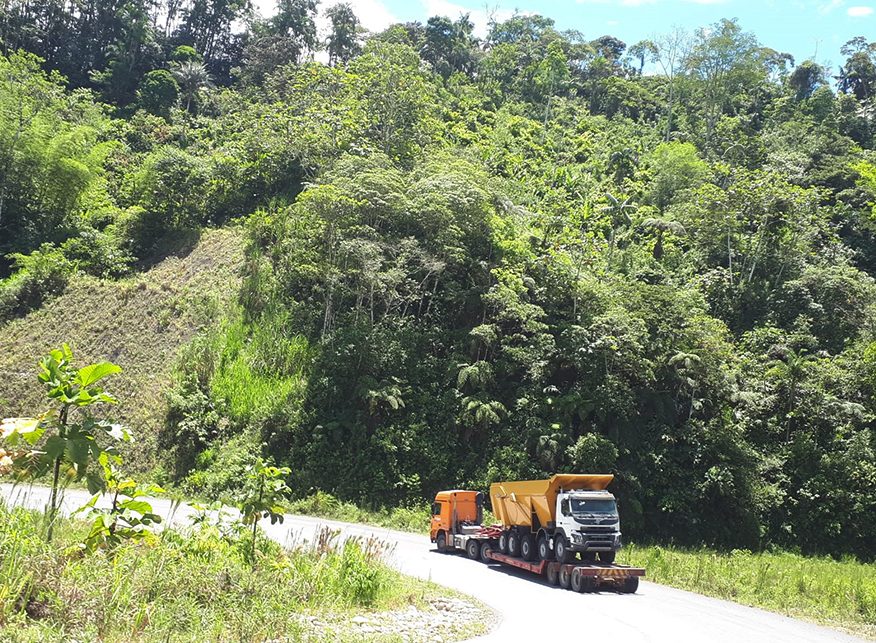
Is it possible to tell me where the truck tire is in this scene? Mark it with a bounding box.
[546,564,559,586]
[558,565,572,590]
[498,531,509,554]
[466,538,481,560]
[571,569,595,593]
[554,535,573,564]
[619,576,639,594]
[480,543,493,564]
[521,534,536,561]
[598,550,616,564]
[436,532,447,552]
[537,535,553,561]
[507,531,521,558]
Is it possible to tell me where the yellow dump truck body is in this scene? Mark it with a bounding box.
[490,474,614,529]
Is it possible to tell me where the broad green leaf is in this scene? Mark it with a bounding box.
[1,417,43,445]
[43,435,67,460]
[73,493,101,515]
[86,471,105,495]
[75,362,122,388]
[120,500,153,515]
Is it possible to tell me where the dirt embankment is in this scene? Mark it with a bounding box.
[0,227,245,472]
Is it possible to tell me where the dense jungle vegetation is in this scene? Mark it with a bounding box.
[1,1,875,562]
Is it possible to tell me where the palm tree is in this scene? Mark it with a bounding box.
[172,61,213,113]
[599,193,636,271]
[766,347,816,441]
[642,217,687,260]
[460,396,506,441]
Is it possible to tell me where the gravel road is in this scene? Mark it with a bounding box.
[1,483,867,643]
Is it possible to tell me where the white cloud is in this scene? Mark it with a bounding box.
[847,5,874,15]
[818,0,844,13]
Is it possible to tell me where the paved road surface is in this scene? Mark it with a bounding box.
[1,483,866,643]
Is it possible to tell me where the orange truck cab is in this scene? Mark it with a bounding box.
[430,490,484,550]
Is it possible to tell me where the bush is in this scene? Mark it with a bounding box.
[138,69,180,118]
[130,147,210,252]
[0,500,411,641]
[0,244,73,322]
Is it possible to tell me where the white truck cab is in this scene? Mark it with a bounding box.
[555,489,621,562]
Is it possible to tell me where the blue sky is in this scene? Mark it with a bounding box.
[252,0,875,72]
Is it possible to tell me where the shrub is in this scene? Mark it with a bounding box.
[138,69,180,118]
[0,244,73,322]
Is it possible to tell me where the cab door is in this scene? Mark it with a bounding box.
[430,500,446,540]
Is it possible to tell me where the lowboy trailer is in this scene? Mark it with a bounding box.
[485,549,644,594]
[430,489,645,594]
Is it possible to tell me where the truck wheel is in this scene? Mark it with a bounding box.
[571,569,595,593]
[436,532,447,552]
[507,532,521,558]
[521,534,536,561]
[558,565,572,590]
[466,538,481,560]
[537,535,553,561]
[546,564,559,586]
[498,531,509,554]
[554,535,573,564]
[480,543,493,564]
[598,550,616,564]
[619,576,639,594]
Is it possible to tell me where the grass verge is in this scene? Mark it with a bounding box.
[0,499,485,642]
[287,491,432,534]
[621,543,876,640]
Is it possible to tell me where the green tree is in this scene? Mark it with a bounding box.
[645,141,710,211]
[685,19,764,147]
[325,2,361,66]
[238,460,291,566]
[137,69,180,117]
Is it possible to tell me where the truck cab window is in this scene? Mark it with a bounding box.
[560,499,570,516]
[432,502,442,516]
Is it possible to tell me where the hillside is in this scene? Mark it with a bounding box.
[0,3,874,565]
[0,228,244,471]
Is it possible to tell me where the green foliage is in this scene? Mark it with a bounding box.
[1,345,129,540]
[645,141,710,210]
[237,459,291,566]
[0,245,73,322]
[4,4,876,566]
[127,147,209,253]
[0,51,112,275]
[137,69,180,117]
[75,454,164,553]
[0,499,441,641]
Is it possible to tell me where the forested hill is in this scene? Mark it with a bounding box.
[1,3,875,560]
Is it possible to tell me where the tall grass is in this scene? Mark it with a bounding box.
[0,500,437,642]
[622,543,876,638]
[209,316,310,422]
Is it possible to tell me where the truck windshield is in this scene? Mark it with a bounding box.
[570,499,616,514]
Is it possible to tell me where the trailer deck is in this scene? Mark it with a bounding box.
[486,550,645,593]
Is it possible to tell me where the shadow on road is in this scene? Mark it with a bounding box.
[428,548,640,597]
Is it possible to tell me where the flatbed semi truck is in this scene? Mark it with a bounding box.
[430,483,644,593]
